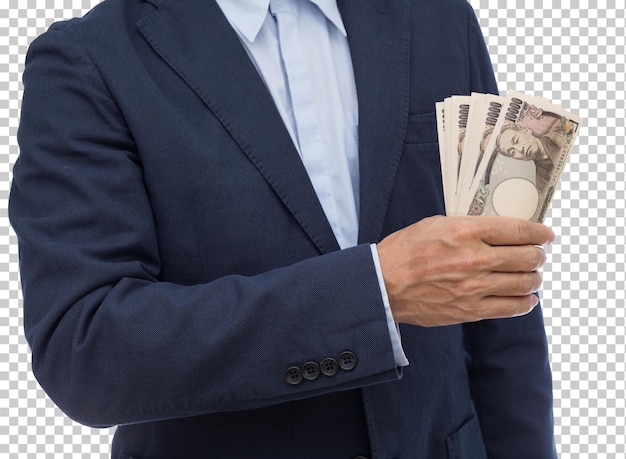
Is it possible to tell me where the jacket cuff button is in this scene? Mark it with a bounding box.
[284,366,303,385]
[320,357,339,376]
[338,351,357,371]
[302,361,320,380]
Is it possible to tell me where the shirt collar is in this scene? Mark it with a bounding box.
[215,0,347,43]
[310,0,347,37]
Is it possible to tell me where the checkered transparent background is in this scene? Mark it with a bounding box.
[1,0,624,457]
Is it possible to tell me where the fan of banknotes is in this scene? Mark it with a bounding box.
[436,91,582,222]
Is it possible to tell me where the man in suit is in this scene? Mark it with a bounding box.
[9,0,558,457]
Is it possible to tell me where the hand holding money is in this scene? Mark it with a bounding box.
[437,91,582,222]
[377,216,554,327]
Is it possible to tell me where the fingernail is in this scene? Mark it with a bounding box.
[546,228,556,245]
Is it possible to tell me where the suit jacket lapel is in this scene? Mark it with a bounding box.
[136,0,411,251]
[137,0,341,254]
[339,0,411,244]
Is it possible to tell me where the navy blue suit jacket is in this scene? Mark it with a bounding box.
[9,0,557,457]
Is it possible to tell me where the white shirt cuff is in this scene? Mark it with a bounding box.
[370,244,409,367]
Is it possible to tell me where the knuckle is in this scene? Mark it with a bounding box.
[527,247,546,270]
[448,249,481,273]
[458,216,484,241]
[515,220,544,245]
[515,220,528,242]
[523,272,542,294]
[533,271,543,290]
[458,277,483,298]
[516,273,537,294]
[536,247,547,268]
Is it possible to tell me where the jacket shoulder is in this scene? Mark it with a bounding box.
[40,0,147,46]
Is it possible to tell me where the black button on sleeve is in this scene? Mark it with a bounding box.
[320,357,339,376]
[302,361,320,380]
[285,366,303,385]
[338,351,357,371]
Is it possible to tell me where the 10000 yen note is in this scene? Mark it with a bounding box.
[436,96,472,214]
[436,101,450,211]
[447,96,471,211]
[466,91,582,222]
[453,93,504,216]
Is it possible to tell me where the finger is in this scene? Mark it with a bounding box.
[476,294,540,320]
[477,217,555,247]
[479,271,543,297]
[488,245,547,272]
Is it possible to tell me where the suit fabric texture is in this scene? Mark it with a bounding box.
[9,0,557,457]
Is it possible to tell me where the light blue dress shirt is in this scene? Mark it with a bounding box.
[215,0,408,367]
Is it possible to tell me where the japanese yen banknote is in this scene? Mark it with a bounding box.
[436,91,582,222]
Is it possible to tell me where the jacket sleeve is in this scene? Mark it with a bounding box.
[462,5,558,458]
[9,26,399,428]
